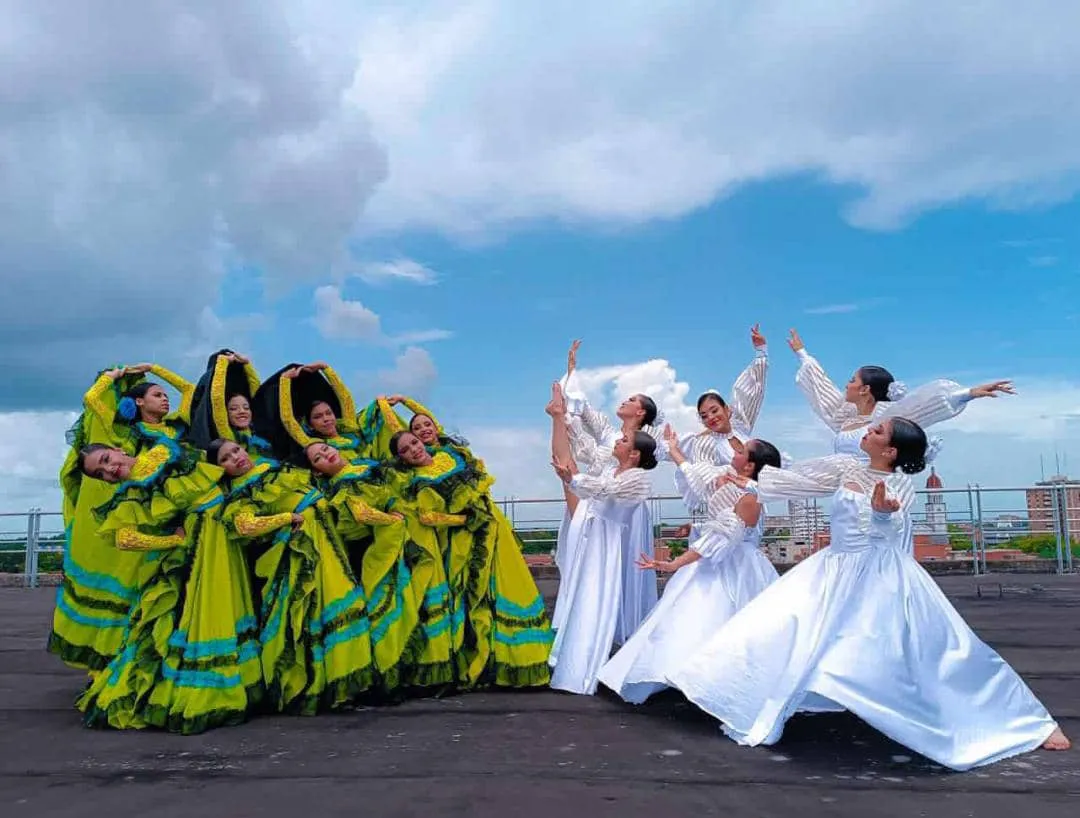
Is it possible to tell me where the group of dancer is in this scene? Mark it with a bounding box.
[48,352,552,734]
[545,326,1070,771]
[47,330,1070,770]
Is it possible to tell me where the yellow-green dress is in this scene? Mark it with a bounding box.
[221,461,374,714]
[391,447,553,690]
[77,441,263,733]
[322,461,454,695]
[279,366,371,462]
[49,369,154,671]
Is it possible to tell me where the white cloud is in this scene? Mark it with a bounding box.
[0,411,77,515]
[312,285,453,346]
[804,303,859,315]
[344,1,1080,239]
[355,258,439,286]
[313,285,383,341]
[376,346,438,397]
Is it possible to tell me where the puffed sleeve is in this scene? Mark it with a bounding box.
[876,380,974,428]
[569,467,651,504]
[727,346,768,436]
[794,349,857,432]
[754,454,854,501]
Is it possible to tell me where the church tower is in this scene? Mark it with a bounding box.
[925,467,948,544]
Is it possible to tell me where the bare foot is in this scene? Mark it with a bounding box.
[1043,727,1071,751]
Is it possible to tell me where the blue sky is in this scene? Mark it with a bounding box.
[2,1,1079,518]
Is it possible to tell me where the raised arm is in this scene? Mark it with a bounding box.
[727,325,769,435]
[278,371,318,448]
[209,355,236,442]
[321,365,358,426]
[876,379,1013,429]
[148,364,196,423]
[789,330,857,432]
[567,467,651,505]
[753,454,853,502]
[567,415,613,476]
[83,368,124,429]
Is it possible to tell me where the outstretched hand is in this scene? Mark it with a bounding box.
[636,552,676,573]
[750,323,766,348]
[567,340,581,375]
[714,471,750,490]
[545,382,567,417]
[871,481,900,513]
[787,328,804,354]
[970,380,1015,399]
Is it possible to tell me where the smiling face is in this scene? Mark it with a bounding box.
[394,432,433,466]
[226,394,252,430]
[307,401,338,437]
[306,442,344,476]
[859,420,896,465]
[137,384,170,420]
[81,447,135,483]
[410,413,439,445]
[616,394,647,426]
[697,395,732,434]
[214,440,253,477]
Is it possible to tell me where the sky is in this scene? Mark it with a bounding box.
[1,0,1079,529]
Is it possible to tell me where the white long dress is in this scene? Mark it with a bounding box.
[555,374,661,638]
[548,462,652,695]
[666,455,1059,771]
[597,462,778,704]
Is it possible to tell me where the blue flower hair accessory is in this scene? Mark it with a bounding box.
[118,396,138,421]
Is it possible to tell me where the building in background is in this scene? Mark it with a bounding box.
[787,498,826,543]
[1026,475,1080,543]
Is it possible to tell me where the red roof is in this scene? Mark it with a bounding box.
[925,466,943,489]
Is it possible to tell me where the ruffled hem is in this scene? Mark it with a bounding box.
[46,632,113,672]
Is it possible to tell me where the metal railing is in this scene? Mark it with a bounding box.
[2,484,1078,586]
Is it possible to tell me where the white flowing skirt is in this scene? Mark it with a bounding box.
[598,541,777,703]
[666,544,1058,770]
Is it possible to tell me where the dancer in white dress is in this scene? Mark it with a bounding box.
[666,417,1071,769]
[670,325,769,544]
[597,427,781,704]
[546,416,658,695]
[553,342,664,639]
[788,328,1014,459]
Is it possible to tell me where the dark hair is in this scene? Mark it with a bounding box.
[125,382,157,402]
[888,417,928,474]
[206,438,228,466]
[696,391,727,411]
[225,392,249,406]
[409,414,434,433]
[636,394,658,427]
[632,431,658,471]
[746,439,782,479]
[76,443,112,476]
[858,365,895,403]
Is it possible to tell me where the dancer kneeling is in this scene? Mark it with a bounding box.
[548,423,658,695]
[597,429,780,704]
[666,418,1070,769]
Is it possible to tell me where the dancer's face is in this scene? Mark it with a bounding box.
[395,432,433,466]
[616,394,647,425]
[731,441,752,476]
[697,396,732,434]
[137,384,170,419]
[410,414,439,445]
[612,434,639,467]
[82,448,135,482]
[308,401,338,437]
[227,395,252,430]
[215,441,253,477]
[306,442,344,475]
[860,420,897,464]
[845,370,869,403]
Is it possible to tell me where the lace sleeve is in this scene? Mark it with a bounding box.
[569,468,650,504]
[674,462,733,509]
[279,375,318,447]
[567,416,612,476]
[150,365,196,424]
[559,369,618,448]
[116,527,186,551]
[794,349,856,432]
[876,379,973,429]
[322,366,357,424]
[691,509,744,565]
[233,511,294,539]
[754,454,853,501]
[728,347,768,435]
[418,510,468,527]
[83,373,115,428]
[210,355,235,442]
[346,496,401,526]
